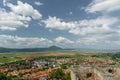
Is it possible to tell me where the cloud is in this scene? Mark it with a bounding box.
[76,37,98,46]
[3,0,7,6]
[85,0,120,13]
[0,8,30,31]
[43,16,119,36]
[69,16,119,35]
[0,1,42,31]
[0,35,52,48]
[54,36,75,48]
[43,16,76,30]
[0,34,119,49]
[7,1,42,20]
[55,36,74,44]
[34,1,43,6]
[0,35,74,48]
[74,31,120,49]
[43,15,120,49]
[0,0,120,49]
[3,0,10,6]
[54,35,120,49]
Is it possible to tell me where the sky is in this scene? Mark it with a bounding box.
[0,0,120,49]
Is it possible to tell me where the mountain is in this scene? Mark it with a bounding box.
[0,47,14,53]
[49,45,62,50]
[0,46,65,53]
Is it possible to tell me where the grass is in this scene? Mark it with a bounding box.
[0,51,76,63]
[0,51,115,63]
[0,57,22,63]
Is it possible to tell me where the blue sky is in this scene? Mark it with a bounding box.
[0,0,120,49]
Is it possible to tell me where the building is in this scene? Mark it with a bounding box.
[70,65,120,80]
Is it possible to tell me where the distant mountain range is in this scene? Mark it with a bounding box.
[0,46,74,53]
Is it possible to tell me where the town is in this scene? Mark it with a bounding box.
[0,51,120,80]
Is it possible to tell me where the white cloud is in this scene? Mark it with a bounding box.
[3,0,10,6]
[0,35,75,48]
[76,0,120,49]
[54,35,120,48]
[0,1,42,31]
[69,16,119,35]
[43,16,120,49]
[0,34,119,49]
[76,37,98,46]
[0,35,52,48]
[34,1,43,6]
[0,0,120,49]
[75,33,120,49]
[85,0,120,13]
[3,0,7,6]
[0,8,30,31]
[43,16,119,36]
[54,36,75,48]
[55,36,74,44]
[43,16,76,30]
[7,1,42,20]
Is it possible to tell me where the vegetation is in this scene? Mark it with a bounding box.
[112,53,120,59]
[0,72,8,80]
[0,50,120,80]
[49,69,71,80]
[0,72,29,80]
[0,57,22,63]
[60,64,68,69]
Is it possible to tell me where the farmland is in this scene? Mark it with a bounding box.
[0,51,118,64]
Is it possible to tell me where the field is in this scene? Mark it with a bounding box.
[0,50,117,63]
[0,51,75,63]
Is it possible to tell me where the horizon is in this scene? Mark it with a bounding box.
[0,45,120,51]
[0,0,120,49]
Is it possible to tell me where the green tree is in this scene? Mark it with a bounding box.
[49,69,64,79]
[61,64,67,69]
[49,69,71,80]
[0,72,9,80]
[63,73,71,80]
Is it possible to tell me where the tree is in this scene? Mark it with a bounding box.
[0,72,9,80]
[49,69,71,80]
[49,69,64,80]
[61,64,67,69]
[63,73,71,80]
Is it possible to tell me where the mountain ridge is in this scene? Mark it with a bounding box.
[0,46,73,53]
